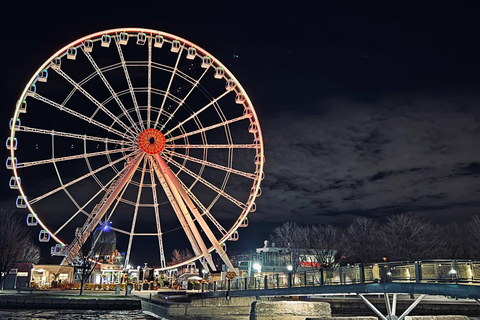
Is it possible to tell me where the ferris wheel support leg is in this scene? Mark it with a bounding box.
[62,152,144,266]
[150,157,212,270]
[153,156,216,271]
[154,154,236,273]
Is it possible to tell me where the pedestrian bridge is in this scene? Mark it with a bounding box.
[194,259,480,320]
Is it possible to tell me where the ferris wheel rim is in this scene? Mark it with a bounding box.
[9,27,265,269]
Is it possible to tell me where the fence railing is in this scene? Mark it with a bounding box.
[202,259,480,292]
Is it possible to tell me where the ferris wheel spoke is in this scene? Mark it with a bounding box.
[158,65,210,132]
[164,90,230,136]
[147,37,152,129]
[153,154,235,271]
[153,44,184,129]
[166,143,259,149]
[17,146,135,169]
[148,158,167,268]
[32,93,134,140]
[124,157,148,267]
[53,167,126,236]
[162,155,246,210]
[163,149,256,180]
[148,156,207,265]
[29,150,138,205]
[114,37,145,131]
[81,47,141,134]
[165,114,251,143]
[18,125,133,146]
[53,68,137,137]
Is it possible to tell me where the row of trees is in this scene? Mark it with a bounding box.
[269,213,480,272]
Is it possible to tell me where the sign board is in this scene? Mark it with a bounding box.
[17,272,29,277]
[226,271,237,280]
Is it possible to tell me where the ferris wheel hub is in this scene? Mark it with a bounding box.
[138,128,166,154]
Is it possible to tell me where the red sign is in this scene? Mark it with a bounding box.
[300,262,322,268]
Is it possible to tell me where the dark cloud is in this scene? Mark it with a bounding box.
[254,93,480,225]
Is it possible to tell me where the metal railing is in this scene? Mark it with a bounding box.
[203,259,480,292]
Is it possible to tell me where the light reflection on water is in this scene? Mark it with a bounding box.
[0,309,167,319]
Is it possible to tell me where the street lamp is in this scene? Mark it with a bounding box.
[287,265,293,271]
[253,263,262,273]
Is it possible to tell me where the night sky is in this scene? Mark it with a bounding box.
[2,3,480,263]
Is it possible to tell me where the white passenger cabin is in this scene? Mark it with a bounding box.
[67,47,77,60]
[26,84,36,97]
[228,231,239,241]
[225,79,236,91]
[154,35,164,48]
[26,213,38,226]
[9,176,20,189]
[201,56,211,68]
[39,230,50,242]
[16,195,27,208]
[6,157,17,169]
[187,47,196,60]
[9,118,21,130]
[171,40,181,53]
[51,244,66,256]
[101,34,111,47]
[235,93,245,104]
[38,69,48,82]
[6,137,17,150]
[119,32,129,45]
[84,39,93,52]
[18,100,27,113]
[136,32,147,45]
[214,67,224,79]
[240,217,249,227]
[52,57,61,70]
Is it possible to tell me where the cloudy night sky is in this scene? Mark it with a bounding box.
[1,2,480,260]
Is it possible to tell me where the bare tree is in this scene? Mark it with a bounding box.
[269,222,306,272]
[379,213,442,261]
[168,249,194,266]
[17,238,41,264]
[467,215,480,258]
[307,224,348,268]
[64,228,111,295]
[438,221,471,259]
[346,217,381,263]
[0,208,40,289]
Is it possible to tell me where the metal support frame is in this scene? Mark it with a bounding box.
[154,154,236,272]
[475,298,480,305]
[357,293,426,320]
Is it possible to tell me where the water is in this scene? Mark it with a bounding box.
[0,309,167,319]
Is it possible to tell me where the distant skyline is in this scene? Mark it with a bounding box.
[2,3,480,264]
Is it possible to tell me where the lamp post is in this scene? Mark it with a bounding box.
[287,265,293,288]
[253,263,262,289]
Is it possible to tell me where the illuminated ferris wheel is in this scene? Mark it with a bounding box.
[6,28,264,271]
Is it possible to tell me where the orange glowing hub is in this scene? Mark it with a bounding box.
[138,128,165,154]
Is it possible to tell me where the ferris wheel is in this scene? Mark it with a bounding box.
[6,28,264,271]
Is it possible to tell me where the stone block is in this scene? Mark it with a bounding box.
[250,300,331,320]
[167,306,187,316]
[191,296,256,307]
[187,305,251,316]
